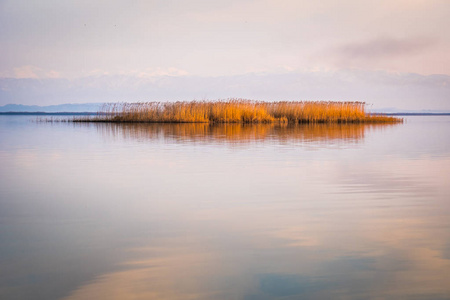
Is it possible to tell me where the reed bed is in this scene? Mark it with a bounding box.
[74,100,402,124]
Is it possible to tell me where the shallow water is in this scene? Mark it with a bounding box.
[0,116,449,300]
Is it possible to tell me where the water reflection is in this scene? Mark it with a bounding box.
[62,202,450,300]
[60,122,450,300]
[1,117,450,300]
[89,123,396,146]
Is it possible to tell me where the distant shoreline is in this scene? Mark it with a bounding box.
[2,112,449,116]
[0,112,100,115]
[382,113,450,116]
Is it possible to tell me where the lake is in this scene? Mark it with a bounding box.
[1,115,449,300]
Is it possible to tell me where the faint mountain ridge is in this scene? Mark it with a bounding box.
[0,103,103,112]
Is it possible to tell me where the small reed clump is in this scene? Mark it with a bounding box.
[76,100,402,124]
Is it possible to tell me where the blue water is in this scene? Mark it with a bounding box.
[1,116,449,299]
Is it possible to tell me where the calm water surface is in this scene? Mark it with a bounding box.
[0,116,449,300]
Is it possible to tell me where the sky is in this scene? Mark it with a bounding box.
[0,0,449,110]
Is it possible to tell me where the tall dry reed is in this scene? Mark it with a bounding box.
[76,100,401,124]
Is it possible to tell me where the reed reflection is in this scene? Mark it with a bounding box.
[89,123,397,146]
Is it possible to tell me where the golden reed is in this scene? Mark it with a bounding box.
[74,100,402,124]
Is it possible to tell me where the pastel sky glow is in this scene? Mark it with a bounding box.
[0,0,449,109]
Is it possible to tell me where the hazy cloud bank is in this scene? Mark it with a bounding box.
[1,71,449,111]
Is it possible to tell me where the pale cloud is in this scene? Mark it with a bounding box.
[134,68,189,78]
[316,36,446,74]
[13,65,40,79]
[46,70,61,78]
[337,37,438,60]
[5,65,189,79]
[6,65,62,79]
[85,68,189,78]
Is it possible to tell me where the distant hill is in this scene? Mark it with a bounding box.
[0,103,103,113]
